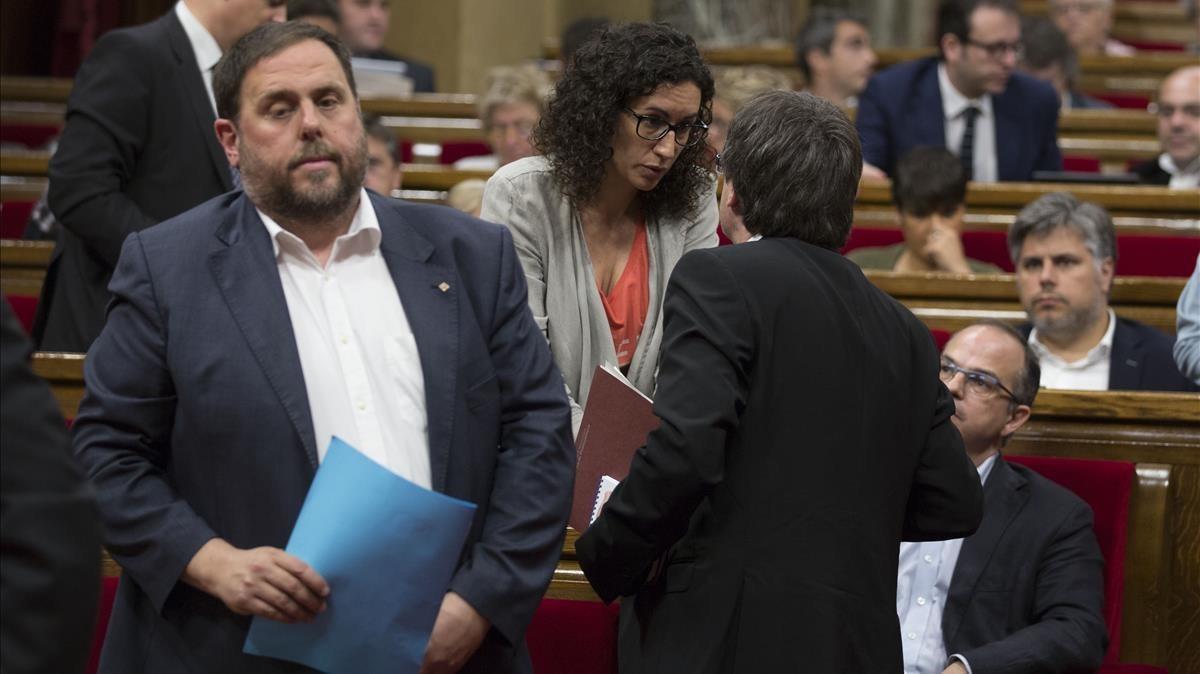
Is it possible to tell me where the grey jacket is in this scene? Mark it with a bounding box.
[481,155,718,432]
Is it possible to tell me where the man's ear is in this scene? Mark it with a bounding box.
[214,118,240,168]
[1099,256,1115,295]
[723,180,742,217]
[1001,403,1032,439]
[941,34,963,63]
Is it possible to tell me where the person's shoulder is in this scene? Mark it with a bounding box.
[1115,316,1175,348]
[1004,71,1059,109]
[967,257,1004,273]
[138,192,241,247]
[845,243,903,269]
[90,11,172,54]
[489,155,554,183]
[868,56,937,91]
[379,194,507,247]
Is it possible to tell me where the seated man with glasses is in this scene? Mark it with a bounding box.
[857,0,1061,182]
[1133,65,1200,188]
[900,320,1107,674]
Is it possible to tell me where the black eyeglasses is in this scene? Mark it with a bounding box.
[938,360,1018,401]
[964,38,1024,60]
[1148,102,1200,120]
[624,108,708,147]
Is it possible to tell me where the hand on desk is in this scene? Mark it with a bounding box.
[183,538,329,623]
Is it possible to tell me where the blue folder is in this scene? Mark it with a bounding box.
[244,437,476,673]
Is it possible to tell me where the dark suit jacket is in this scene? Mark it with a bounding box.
[576,239,984,673]
[1131,157,1170,186]
[1,300,101,674]
[361,49,437,92]
[1019,317,1197,392]
[72,192,574,673]
[944,457,1107,673]
[856,57,1062,180]
[36,10,234,353]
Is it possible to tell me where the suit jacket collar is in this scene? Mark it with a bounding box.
[164,10,234,192]
[209,195,318,469]
[1108,317,1145,390]
[942,456,1029,647]
[210,193,460,490]
[371,193,459,492]
[991,86,1023,183]
[913,60,947,148]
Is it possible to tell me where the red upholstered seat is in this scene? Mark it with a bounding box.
[842,227,902,253]
[1062,156,1102,173]
[1089,92,1151,110]
[1004,455,1132,663]
[526,598,619,674]
[929,328,953,351]
[0,122,60,149]
[1,200,37,239]
[1114,235,1200,277]
[4,294,38,334]
[439,141,491,165]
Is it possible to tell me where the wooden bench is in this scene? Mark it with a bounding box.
[864,270,1183,334]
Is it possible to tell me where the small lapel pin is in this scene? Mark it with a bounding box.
[437,281,451,293]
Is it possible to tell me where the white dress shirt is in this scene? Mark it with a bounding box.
[1158,153,1200,190]
[174,1,222,115]
[259,190,432,487]
[938,64,998,183]
[897,453,998,674]
[1029,308,1117,391]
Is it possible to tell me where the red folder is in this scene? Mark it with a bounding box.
[568,365,660,532]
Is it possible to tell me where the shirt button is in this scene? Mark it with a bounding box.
[907,632,917,640]
[340,334,349,345]
[917,596,927,606]
[357,401,366,411]
[923,554,934,564]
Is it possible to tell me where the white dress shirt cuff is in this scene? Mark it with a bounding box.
[950,653,974,674]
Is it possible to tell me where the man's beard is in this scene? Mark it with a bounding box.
[1029,292,1106,342]
[239,134,368,225]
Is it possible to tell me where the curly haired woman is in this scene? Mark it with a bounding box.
[481,22,718,433]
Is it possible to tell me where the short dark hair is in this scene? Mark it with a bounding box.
[362,112,397,161]
[722,90,861,247]
[1020,16,1079,89]
[534,22,715,224]
[214,21,357,122]
[892,146,967,217]
[287,0,340,26]
[970,319,1040,408]
[560,17,609,69]
[935,0,1020,58]
[794,8,869,83]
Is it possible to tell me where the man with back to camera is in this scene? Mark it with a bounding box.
[794,7,877,108]
[1132,66,1200,188]
[1010,192,1197,392]
[901,320,1106,674]
[71,22,574,673]
[856,0,1061,181]
[337,0,435,92]
[35,0,286,353]
[577,90,984,673]
[847,145,1002,274]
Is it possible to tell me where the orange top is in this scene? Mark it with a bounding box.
[596,222,650,369]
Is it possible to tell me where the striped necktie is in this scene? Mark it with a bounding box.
[959,105,981,180]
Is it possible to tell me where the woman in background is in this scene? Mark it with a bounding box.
[481,22,718,433]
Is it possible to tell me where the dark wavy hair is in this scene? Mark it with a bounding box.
[533,22,715,222]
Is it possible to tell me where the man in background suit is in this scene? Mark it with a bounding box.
[36,0,286,352]
[1132,66,1200,188]
[856,0,1061,181]
[901,320,1106,673]
[577,91,983,673]
[338,0,435,92]
[1009,192,1196,392]
[1,300,101,674]
[73,23,572,673]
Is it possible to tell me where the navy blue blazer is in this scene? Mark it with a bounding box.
[1019,317,1197,392]
[856,57,1062,181]
[72,191,574,673]
[944,457,1107,672]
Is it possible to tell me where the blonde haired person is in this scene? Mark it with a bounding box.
[455,65,551,171]
[707,66,794,154]
[446,179,486,217]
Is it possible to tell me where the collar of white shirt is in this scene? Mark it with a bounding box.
[257,189,382,265]
[937,62,994,123]
[1158,153,1200,189]
[1029,307,1117,370]
[976,452,998,484]
[746,233,763,242]
[174,2,222,74]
